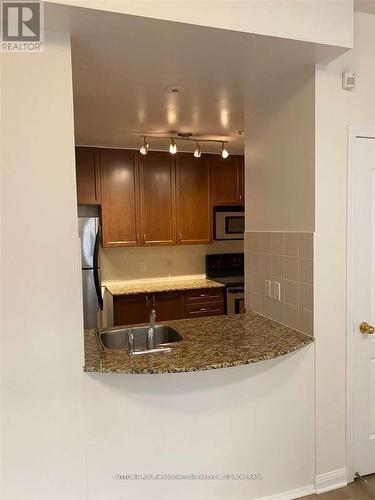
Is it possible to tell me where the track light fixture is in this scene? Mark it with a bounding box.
[193,142,201,158]
[138,135,230,158]
[221,142,229,159]
[169,138,177,154]
[139,136,149,155]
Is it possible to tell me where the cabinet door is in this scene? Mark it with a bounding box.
[139,152,176,245]
[75,147,101,204]
[101,149,140,247]
[212,155,244,205]
[152,292,185,321]
[176,153,212,244]
[113,294,148,326]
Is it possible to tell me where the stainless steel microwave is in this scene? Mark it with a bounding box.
[214,206,244,240]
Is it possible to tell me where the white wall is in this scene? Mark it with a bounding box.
[0,29,317,500]
[47,0,353,49]
[245,68,315,233]
[0,33,87,499]
[84,348,314,500]
[314,11,375,480]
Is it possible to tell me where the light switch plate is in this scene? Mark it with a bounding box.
[273,281,281,301]
[264,280,272,298]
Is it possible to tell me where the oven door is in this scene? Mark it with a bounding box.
[215,210,244,240]
[226,287,245,314]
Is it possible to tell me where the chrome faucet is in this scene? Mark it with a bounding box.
[147,308,156,349]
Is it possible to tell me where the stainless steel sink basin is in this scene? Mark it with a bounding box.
[96,325,183,354]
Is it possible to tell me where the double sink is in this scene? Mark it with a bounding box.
[96,325,183,356]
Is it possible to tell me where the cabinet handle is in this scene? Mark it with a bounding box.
[239,193,242,203]
[178,232,182,242]
[146,295,149,308]
[152,294,155,307]
[136,233,140,245]
[143,234,146,244]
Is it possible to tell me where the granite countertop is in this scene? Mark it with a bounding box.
[104,277,224,296]
[84,313,313,374]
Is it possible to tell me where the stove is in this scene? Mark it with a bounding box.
[205,253,245,314]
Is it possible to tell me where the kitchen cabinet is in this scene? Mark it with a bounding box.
[113,287,225,326]
[176,153,212,244]
[139,151,176,245]
[184,288,224,318]
[113,294,149,326]
[212,155,244,206]
[152,292,185,321]
[100,149,140,247]
[75,146,244,247]
[75,147,101,204]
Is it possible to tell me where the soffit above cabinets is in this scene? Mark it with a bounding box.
[45,2,350,154]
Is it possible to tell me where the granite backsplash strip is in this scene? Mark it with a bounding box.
[245,232,313,336]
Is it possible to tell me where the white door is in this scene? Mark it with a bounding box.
[351,131,375,476]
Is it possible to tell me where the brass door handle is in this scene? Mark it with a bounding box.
[359,322,375,334]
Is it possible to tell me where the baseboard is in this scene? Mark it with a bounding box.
[256,484,315,500]
[314,468,347,494]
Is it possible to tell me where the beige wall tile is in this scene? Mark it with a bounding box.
[299,233,313,258]
[285,304,301,331]
[299,258,313,284]
[245,231,314,337]
[271,300,285,323]
[247,232,262,252]
[285,233,299,257]
[300,308,313,336]
[261,233,272,254]
[271,233,285,255]
[284,256,299,281]
[299,283,313,310]
[247,252,263,273]
[272,255,284,279]
[262,296,273,317]
[284,280,299,306]
[262,254,272,279]
[251,292,262,314]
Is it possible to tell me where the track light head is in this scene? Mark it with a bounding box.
[169,138,177,154]
[193,142,201,158]
[140,137,149,155]
[221,142,229,159]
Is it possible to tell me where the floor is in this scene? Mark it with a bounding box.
[301,475,375,499]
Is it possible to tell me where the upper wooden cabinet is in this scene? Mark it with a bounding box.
[75,147,101,204]
[139,151,176,246]
[75,147,244,247]
[100,149,140,247]
[212,155,244,206]
[176,153,212,244]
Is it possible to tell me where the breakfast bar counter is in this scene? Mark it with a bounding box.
[84,313,313,374]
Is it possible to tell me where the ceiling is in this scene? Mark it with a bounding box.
[45,2,348,155]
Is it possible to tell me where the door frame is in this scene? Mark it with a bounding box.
[346,126,375,481]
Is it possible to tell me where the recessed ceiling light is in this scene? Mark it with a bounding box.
[165,86,184,94]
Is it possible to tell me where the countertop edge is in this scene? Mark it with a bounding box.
[83,335,313,375]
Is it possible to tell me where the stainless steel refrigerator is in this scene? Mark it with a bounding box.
[78,216,103,329]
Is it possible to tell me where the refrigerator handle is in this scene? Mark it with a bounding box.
[93,225,104,310]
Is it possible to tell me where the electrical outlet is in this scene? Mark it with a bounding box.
[139,261,146,272]
[264,280,272,298]
[273,281,281,302]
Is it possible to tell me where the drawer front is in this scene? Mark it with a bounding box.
[184,288,224,304]
[185,301,224,318]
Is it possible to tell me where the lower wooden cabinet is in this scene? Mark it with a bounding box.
[113,287,225,326]
[113,294,149,326]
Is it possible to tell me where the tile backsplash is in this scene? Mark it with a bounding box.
[245,232,313,336]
